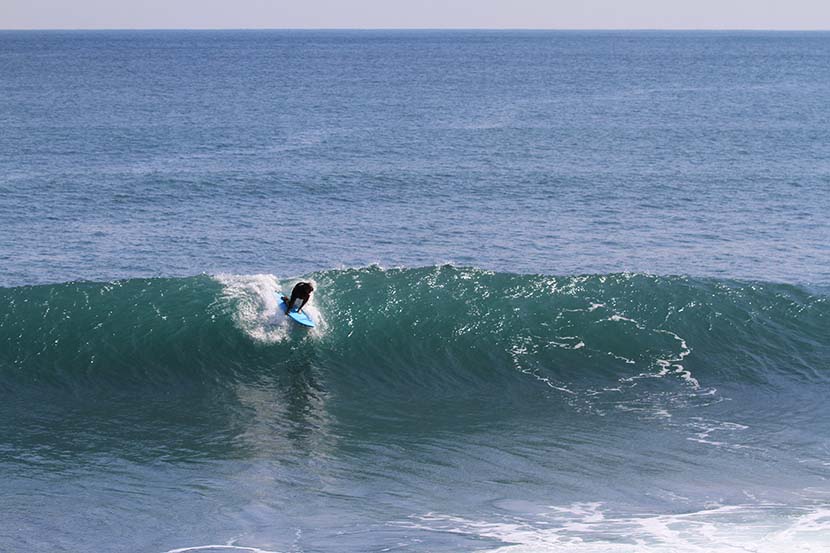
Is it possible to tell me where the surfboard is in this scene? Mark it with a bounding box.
[277,292,316,328]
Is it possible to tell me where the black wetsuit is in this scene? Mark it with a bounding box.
[285,282,313,313]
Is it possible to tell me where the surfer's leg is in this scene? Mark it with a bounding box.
[286,291,300,313]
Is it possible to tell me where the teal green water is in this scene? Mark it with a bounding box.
[3,268,827,396]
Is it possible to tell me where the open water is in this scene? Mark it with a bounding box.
[1,31,829,552]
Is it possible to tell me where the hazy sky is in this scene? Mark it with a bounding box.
[2,0,830,30]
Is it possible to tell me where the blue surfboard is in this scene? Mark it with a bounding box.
[277,292,316,328]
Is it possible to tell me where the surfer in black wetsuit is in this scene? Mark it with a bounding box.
[282,282,314,314]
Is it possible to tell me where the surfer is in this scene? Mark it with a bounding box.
[282,282,314,314]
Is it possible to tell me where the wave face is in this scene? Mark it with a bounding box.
[2,266,829,553]
[1,266,827,399]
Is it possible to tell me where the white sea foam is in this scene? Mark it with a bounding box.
[655,330,698,388]
[685,417,754,450]
[406,501,830,553]
[608,314,638,324]
[165,545,279,553]
[599,311,698,389]
[213,273,325,343]
[510,338,576,395]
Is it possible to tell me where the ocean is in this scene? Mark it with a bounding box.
[1,30,829,552]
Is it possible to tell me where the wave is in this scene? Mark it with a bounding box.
[0,266,827,398]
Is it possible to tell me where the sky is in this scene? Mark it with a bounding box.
[1,0,830,30]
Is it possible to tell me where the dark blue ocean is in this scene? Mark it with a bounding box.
[1,31,829,552]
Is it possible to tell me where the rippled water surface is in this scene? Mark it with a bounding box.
[1,31,829,553]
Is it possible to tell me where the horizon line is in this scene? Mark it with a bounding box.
[2,27,830,32]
